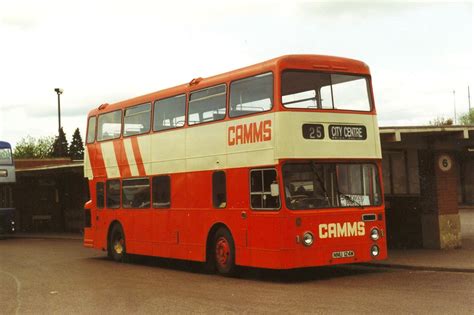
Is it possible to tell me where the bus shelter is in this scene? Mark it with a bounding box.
[380,126,474,249]
[13,159,87,233]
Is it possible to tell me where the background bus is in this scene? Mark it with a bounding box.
[0,141,16,235]
[83,55,386,275]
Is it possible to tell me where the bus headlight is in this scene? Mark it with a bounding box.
[371,245,379,257]
[303,232,314,247]
[370,227,380,241]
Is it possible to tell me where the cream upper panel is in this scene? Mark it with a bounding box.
[274,111,382,160]
[85,111,381,179]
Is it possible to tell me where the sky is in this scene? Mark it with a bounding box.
[0,0,472,148]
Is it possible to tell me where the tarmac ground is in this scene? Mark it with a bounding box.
[1,238,473,314]
[5,209,474,273]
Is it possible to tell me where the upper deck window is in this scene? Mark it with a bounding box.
[86,116,97,144]
[230,73,273,117]
[153,94,186,131]
[281,71,372,112]
[0,148,12,165]
[188,84,226,125]
[97,110,122,141]
[124,103,151,137]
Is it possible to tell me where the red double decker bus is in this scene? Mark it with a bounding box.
[83,55,387,275]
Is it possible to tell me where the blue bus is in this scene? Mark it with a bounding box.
[0,141,16,235]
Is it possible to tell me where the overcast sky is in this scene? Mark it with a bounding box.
[0,0,472,148]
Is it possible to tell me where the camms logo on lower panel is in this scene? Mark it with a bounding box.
[319,222,365,239]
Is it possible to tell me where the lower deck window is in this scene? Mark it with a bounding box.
[122,178,150,209]
[96,182,104,209]
[152,176,170,208]
[212,171,226,208]
[106,180,121,209]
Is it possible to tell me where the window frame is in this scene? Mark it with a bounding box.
[188,83,227,126]
[152,175,171,209]
[282,161,382,210]
[212,171,227,209]
[97,110,123,142]
[86,116,97,144]
[249,168,281,211]
[280,69,374,112]
[106,179,121,209]
[96,182,105,209]
[123,103,152,138]
[229,72,274,118]
[153,94,187,132]
[121,177,151,209]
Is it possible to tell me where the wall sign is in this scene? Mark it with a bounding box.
[438,154,453,172]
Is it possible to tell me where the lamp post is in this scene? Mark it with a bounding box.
[453,90,456,125]
[54,88,63,133]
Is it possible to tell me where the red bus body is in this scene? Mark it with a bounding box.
[83,55,387,270]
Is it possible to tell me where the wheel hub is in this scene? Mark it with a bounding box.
[216,237,230,267]
[114,239,124,254]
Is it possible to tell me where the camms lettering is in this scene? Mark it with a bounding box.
[319,221,365,238]
[228,120,272,146]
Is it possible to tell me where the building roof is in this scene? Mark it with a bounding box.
[15,158,83,172]
[380,125,474,142]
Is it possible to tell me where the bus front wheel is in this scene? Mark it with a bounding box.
[109,224,126,262]
[213,227,236,276]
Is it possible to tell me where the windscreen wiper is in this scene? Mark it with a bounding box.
[338,191,364,208]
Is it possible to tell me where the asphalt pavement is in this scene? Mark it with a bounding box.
[9,209,474,273]
[1,238,473,314]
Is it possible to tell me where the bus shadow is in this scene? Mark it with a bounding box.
[236,265,387,283]
[88,254,388,283]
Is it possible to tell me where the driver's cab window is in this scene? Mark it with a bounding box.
[250,169,280,210]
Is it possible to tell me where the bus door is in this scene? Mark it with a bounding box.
[246,168,282,265]
[151,175,173,257]
[94,181,107,249]
[121,178,152,254]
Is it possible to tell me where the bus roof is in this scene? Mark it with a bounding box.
[0,141,12,149]
[88,54,370,117]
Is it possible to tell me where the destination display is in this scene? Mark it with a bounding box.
[302,124,324,139]
[328,125,367,140]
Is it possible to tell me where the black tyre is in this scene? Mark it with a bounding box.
[213,227,236,276]
[109,224,126,262]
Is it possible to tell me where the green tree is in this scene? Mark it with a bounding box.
[459,109,474,125]
[13,136,54,159]
[52,127,69,158]
[69,128,84,160]
[429,116,453,126]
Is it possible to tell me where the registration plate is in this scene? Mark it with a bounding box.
[332,250,355,259]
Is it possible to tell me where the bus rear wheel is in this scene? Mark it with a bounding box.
[109,224,126,262]
[213,227,236,276]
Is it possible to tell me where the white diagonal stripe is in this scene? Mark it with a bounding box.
[84,146,93,179]
[124,138,139,177]
[101,142,120,178]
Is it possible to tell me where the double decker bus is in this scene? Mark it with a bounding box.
[83,55,386,275]
[0,141,16,235]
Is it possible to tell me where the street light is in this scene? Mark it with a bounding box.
[54,88,63,133]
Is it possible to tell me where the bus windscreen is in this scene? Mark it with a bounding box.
[283,162,382,210]
[281,71,372,111]
[0,147,12,165]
